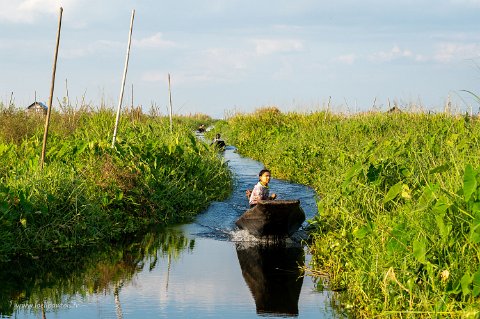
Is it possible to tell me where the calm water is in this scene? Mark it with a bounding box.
[4,144,341,319]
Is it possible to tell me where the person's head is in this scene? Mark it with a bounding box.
[258,169,271,185]
[215,133,221,139]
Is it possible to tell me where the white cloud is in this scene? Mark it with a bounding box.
[0,0,78,23]
[141,47,253,86]
[368,45,431,63]
[369,45,414,62]
[133,33,177,49]
[61,40,122,59]
[333,54,356,65]
[434,43,480,63]
[252,38,304,56]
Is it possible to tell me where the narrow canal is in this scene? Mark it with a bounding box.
[3,144,341,318]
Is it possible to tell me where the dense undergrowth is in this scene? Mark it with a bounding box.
[0,105,231,261]
[218,107,480,318]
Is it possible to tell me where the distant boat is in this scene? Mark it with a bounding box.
[211,139,226,150]
[235,200,306,238]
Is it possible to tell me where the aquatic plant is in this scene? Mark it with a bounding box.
[0,107,232,260]
[220,109,480,317]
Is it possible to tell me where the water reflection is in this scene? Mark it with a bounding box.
[2,141,335,318]
[0,228,193,318]
[236,242,305,317]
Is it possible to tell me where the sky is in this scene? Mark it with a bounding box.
[1,0,479,118]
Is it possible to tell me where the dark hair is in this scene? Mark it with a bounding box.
[215,133,221,139]
[258,169,271,179]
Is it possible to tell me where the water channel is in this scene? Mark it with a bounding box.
[2,143,341,318]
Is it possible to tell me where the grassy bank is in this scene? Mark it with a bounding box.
[0,106,231,261]
[218,107,480,318]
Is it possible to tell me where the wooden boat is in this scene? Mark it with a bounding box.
[211,139,226,150]
[235,199,306,238]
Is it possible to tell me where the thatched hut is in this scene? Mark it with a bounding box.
[26,101,48,115]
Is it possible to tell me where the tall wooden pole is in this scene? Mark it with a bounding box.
[168,73,173,133]
[112,9,135,148]
[65,78,70,107]
[40,7,63,169]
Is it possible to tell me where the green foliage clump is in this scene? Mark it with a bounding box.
[221,109,480,318]
[0,107,232,261]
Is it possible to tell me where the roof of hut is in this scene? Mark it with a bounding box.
[26,101,48,111]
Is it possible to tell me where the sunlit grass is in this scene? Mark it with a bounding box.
[220,107,480,317]
[0,105,232,261]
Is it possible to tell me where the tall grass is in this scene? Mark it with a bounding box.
[219,107,480,317]
[0,106,232,261]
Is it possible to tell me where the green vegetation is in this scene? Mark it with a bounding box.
[218,107,480,318]
[0,105,231,261]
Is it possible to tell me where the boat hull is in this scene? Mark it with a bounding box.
[235,200,306,238]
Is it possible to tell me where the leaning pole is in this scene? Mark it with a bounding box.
[40,7,63,169]
[112,9,135,148]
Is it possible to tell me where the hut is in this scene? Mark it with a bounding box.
[26,101,48,115]
[387,105,402,113]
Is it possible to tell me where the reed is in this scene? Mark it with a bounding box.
[0,106,232,261]
[220,108,480,317]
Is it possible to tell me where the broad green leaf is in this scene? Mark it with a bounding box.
[383,182,403,204]
[435,215,450,241]
[463,164,477,202]
[432,199,449,215]
[460,273,472,296]
[413,238,427,264]
[473,202,480,215]
[342,162,363,189]
[469,221,480,244]
[416,185,435,211]
[472,270,480,297]
[353,225,370,239]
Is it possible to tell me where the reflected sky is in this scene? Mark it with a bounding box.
[18,238,335,319]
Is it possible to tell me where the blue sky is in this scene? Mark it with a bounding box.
[1,0,479,118]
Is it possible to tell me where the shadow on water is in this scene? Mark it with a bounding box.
[236,242,304,317]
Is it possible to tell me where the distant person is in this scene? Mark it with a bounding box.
[248,169,277,207]
[197,124,206,133]
[211,133,226,149]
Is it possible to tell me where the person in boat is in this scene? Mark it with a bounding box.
[248,169,277,207]
[210,133,226,149]
[197,124,206,133]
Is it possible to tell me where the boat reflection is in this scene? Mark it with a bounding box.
[236,242,304,317]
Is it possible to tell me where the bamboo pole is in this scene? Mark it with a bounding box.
[168,73,173,133]
[65,78,70,107]
[112,9,135,148]
[40,7,63,169]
